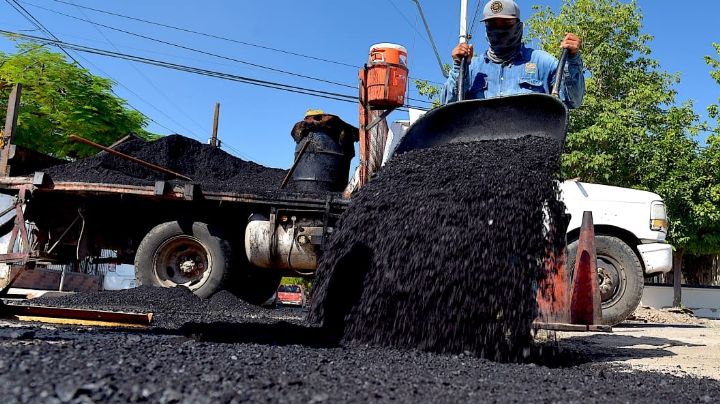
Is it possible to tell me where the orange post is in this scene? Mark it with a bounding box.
[570,211,603,325]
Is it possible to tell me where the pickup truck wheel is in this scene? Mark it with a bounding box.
[566,235,644,326]
[135,221,230,298]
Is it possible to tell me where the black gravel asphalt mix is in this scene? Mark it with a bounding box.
[310,136,567,361]
[0,305,719,403]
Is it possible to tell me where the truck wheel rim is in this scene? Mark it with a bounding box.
[152,235,212,290]
[597,256,624,306]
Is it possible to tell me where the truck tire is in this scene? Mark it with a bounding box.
[135,221,230,299]
[566,235,644,326]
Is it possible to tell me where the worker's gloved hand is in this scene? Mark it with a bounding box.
[451,43,474,64]
[561,33,582,56]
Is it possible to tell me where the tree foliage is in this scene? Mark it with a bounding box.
[0,41,154,159]
[525,0,719,254]
[412,2,720,255]
[413,63,450,108]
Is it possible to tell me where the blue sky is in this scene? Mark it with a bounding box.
[1,0,718,169]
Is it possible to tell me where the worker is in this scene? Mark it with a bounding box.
[441,0,584,108]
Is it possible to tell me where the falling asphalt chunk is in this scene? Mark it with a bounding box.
[309,135,567,361]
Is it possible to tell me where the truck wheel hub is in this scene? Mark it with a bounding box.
[153,236,211,290]
[179,257,197,274]
[597,258,622,303]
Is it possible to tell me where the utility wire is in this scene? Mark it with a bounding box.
[469,0,484,38]
[19,1,433,105]
[67,0,206,137]
[70,52,179,134]
[65,9,263,161]
[24,1,358,90]
[45,0,443,86]
[409,0,447,78]
[0,30,431,111]
[4,0,183,134]
[51,0,359,69]
[5,0,78,62]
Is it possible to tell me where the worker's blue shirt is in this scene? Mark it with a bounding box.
[441,45,585,108]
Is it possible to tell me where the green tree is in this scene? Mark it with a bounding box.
[525,0,717,258]
[413,63,450,108]
[0,41,154,159]
[413,2,720,271]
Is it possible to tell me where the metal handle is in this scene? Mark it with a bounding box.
[551,48,569,98]
[457,58,467,102]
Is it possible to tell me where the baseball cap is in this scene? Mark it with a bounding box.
[481,0,521,21]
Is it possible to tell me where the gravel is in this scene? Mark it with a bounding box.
[27,286,303,329]
[1,319,719,403]
[309,136,567,361]
[43,135,290,195]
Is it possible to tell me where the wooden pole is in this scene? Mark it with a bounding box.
[210,102,220,148]
[1,84,22,176]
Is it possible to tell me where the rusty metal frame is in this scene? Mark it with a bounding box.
[2,186,30,262]
[0,176,350,212]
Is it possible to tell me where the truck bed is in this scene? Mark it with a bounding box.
[0,173,349,212]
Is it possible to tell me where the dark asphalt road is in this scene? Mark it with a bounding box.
[1,293,719,403]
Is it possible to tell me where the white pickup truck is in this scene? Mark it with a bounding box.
[383,119,672,325]
[561,181,671,324]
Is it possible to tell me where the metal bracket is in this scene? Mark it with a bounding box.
[365,108,395,132]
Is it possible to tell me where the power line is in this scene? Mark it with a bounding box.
[45,0,443,86]
[51,0,358,68]
[25,1,359,90]
[469,0,485,38]
[67,0,207,137]
[409,0,447,78]
[1,30,431,111]
[4,0,184,134]
[25,0,436,105]
[5,0,79,63]
[70,52,180,134]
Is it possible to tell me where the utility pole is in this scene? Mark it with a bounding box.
[0,84,22,176]
[210,102,220,148]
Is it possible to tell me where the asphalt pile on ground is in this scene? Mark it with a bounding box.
[309,135,567,361]
[44,135,289,194]
[28,286,301,329]
[1,324,719,403]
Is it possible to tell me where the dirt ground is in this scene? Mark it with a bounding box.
[549,307,720,380]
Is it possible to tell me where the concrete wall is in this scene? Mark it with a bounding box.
[641,285,720,319]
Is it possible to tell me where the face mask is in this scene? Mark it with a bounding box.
[486,21,524,62]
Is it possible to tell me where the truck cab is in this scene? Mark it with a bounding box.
[561,181,671,324]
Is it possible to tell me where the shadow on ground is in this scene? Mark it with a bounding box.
[555,331,703,363]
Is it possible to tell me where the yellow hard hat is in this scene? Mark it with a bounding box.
[305,109,325,117]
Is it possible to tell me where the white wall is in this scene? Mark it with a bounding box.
[641,285,720,319]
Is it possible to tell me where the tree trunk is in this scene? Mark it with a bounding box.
[672,249,684,307]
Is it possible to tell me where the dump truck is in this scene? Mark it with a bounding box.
[0,36,669,327]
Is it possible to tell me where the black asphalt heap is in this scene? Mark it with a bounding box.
[1,324,719,403]
[44,135,289,194]
[28,286,301,329]
[309,136,566,361]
